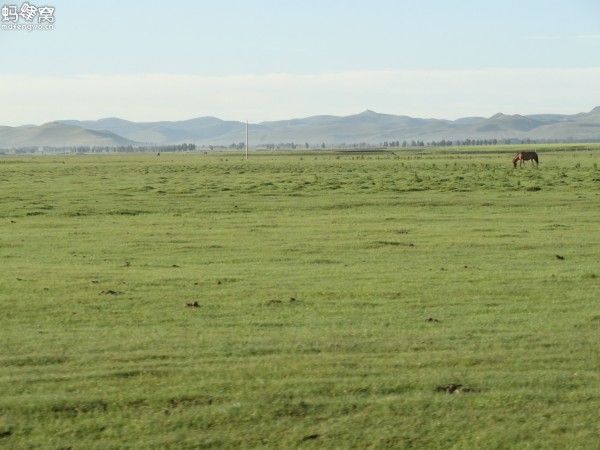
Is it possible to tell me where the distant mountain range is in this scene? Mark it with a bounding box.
[0,122,137,148]
[2,107,600,148]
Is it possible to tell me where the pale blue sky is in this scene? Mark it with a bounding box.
[1,0,599,124]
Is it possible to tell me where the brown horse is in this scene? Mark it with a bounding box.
[513,151,539,168]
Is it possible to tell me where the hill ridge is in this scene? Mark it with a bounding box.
[2,107,600,148]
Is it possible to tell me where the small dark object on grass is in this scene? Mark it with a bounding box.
[266,299,283,305]
[10,220,16,224]
[555,254,565,260]
[186,301,200,308]
[426,317,440,323]
[100,290,121,295]
[0,429,12,438]
[435,384,474,394]
[217,280,222,285]
[172,264,180,268]
[124,261,131,267]
[464,265,468,268]
[289,297,298,303]
[301,434,320,441]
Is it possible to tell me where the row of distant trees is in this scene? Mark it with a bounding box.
[0,138,596,155]
[383,139,500,147]
[227,137,583,150]
[80,143,198,153]
[385,138,545,147]
[260,142,325,150]
[1,143,197,155]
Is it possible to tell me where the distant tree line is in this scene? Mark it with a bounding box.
[2,137,599,155]
[390,139,499,148]
[378,137,592,148]
[78,143,198,153]
[257,142,324,150]
[0,143,197,155]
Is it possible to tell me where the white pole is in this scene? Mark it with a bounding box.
[245,120,249,160]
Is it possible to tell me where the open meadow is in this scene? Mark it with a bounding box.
[0,145,599,448]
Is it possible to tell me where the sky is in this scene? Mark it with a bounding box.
[1,0,599,125]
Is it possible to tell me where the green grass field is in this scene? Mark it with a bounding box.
[1,146,599,449]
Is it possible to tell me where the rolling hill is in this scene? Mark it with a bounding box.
[2,107,600,148]
[59,107,600,145]
[0,122,138,148]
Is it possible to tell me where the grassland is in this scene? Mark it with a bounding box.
[0,145,599,449]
